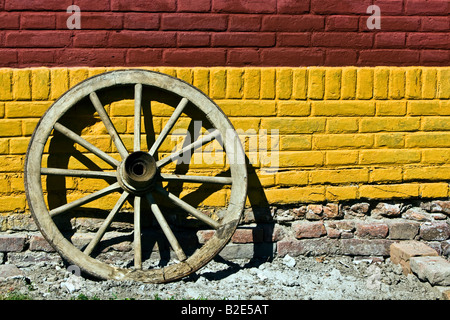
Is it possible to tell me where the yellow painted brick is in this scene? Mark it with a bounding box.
[0,155,23,172]
[110,100,134,116]
[326,186,358,201]
[0,69,12,101]
[406,132,450,148]
[359,184,419,199]
[67,192,122,211]
[9,137,30,155]
[422,68,437,99]
[369,167,403,183]
[373,67,389,99]
[360,117,420,132]
[376,101,406,116]
[0,103,4,118]
[310,168,369,185]
[230,117,260,132]
[157,67,176,77]
[422,117,450,131]
[0,120,22,137]
[5,101,51,118]
[420,183,449,198]
[356,68,373,100]
[324,69,341,100]
[265,186,325,204]
[277,101,310,116]
[326,118,358,133]
[313,134,373,150]
[292,69,307,100]
[341,67,357,100]
[13,69,31,100]
[22,119,39,136]
[0,139,8,154]
[374,133,405,148]
[210,68,226,99]
[280,135,312,151]
[405,68,422,99]
[261,117,325,134]
[437,68,450,99]
[276,68,292,100]
[260,68,276,100]
[243,68,260,99]
[308,67,325,100]
[193,68,209,95]
[389,68,405,99]
[255,171,276,187]
[312,101,375,116]
[69,68,89,88]
[218,100,276,117]
[0,195,26,212]
[176,68,193,84]
[31,68,50,101]
[407,100,450,116]
[50,68,69,100]
[359,149,421,165]
[325,150,359,166]
[75,135,112,153]
[226,68,244,99]
[422,149,450,164]
[404,166,450,181]
[276,171,308,186]
[88,68,107,78]
[278,151,324,167]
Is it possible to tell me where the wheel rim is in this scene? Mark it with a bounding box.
[25,70,247,283]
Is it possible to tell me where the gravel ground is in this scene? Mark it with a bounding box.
[0,254,442,300]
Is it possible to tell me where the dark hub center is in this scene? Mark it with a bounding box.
[118,151,157,194]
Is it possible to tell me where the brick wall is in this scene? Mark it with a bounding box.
[0,0,448,67]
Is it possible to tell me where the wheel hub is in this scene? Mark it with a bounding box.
[117,151,158,195]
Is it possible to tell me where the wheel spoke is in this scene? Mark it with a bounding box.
[41,167,117,179]
[89,91,129,159]
[156,129,220,168]
[160,173,232,185]
[145,192,187,262]
[83,191,130,256]
[49,182,122,218]
[53,122,120,168]
[154,186,221,230]
[134,84,143,152]
[149,97,189,156]
[133,196,142,269]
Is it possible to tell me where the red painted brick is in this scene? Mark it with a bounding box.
[74,31,110,48]
[0,12,20,29]
[19,49,55,65]
[161,13,228,31]
[66,13,123,30]
[177,0,211,12]
[5,0,72,11]
[325,49,358,66]
[311,0,372,14]
[111,0,176,12]
[420,50,450,65]
[373,0,404,15]
[212,0,277,13]
[405,0,450,15]
[227,48,261,66]
[375,32,406,48]
[407,33,450,49]
[262,15,325,32]
[261,48,325,66]
[228,15,262,32]
[109,31,176,48]
[0,49,18,66]
[163,48,227,66]
[21,13,56,30]
[123,13,160,30]
[212,32,275,47]
[5,31,71,48]
[358,49,420,66]
[361,16,421,31]
[56,48,126,66]
[277,33,311,47]
[312,32,373,48]
[126,48,163,66]
[277,0,310,14]
[421,17,450,31]
[178,32,211,47]
[73,0,111,11]
[326,15,359,31]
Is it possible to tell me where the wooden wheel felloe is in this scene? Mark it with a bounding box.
[24,70,247,283]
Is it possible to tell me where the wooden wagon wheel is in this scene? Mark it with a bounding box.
[24,70,247,283]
